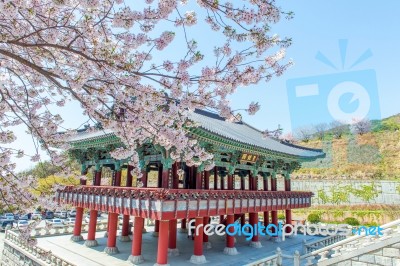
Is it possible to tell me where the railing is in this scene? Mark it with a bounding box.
[55,185,313,220]
[3,229,76,266]
[303,234,347,254]
[245,233,349,266]
[24,221,108,238]
[57,185,313,201]
[300,219,400,265]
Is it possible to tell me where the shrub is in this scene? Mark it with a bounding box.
[343,217,360,226]
[307,213,321,223]
[363,221,378,227]
[278,213,285,220]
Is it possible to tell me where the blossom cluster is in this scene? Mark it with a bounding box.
[0,0,293,210]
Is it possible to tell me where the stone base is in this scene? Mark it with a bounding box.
[168,248,180,256]
[152,232,159,237]
[119,235,131,242]
[203,242,212,249]
[178,228,188,233]
[249,241,262,248]
[190,255,207,264]
[128,255,144,264]
[104,232,108,238]
[104,246,119,255]
[223,247,238,256]
[70,235,84,242]
[153,264,170,266]
[85,239,98,247]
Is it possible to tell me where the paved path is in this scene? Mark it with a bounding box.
[34,225,321,266]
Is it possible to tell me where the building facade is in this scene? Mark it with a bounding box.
[55,109,325,265]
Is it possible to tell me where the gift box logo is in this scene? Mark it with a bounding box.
[287,39,381,130]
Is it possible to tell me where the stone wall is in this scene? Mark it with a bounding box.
[1,242,43,266]
[277,180,400,205]
[332,242,400,266]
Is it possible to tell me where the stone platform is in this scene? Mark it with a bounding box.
[32,224,321,266]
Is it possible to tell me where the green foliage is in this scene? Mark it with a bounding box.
[350,183,380,203]
[330,185,351,205]
[363,221,379,227]
[19,154,80,179]
[343,217,360,226]
[377,117,400,132]
[317,189,330,205]
[307,213,321,223]
[277,212,285,220]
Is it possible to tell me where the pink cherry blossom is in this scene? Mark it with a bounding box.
[0,0,294,211]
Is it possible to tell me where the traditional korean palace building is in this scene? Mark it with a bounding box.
[55,109,325,266]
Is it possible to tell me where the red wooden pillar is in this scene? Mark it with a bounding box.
[271,173,278,234]
[195,169,202,189]
[240,214,245,227]
[85,210,99,247]
[179,218,187,233]
[263,173,269,228]
[141,167,148,188]
[204,170,210,190]
[154,163,163,237]
[128,217,145,264]
[120,165,133,241]
[285,176,292,232]
[249,213,262,248]
[114,170,122,187]
[126,165,133,187]
[119,215,131,242]
[213,167,218,190]
[154,220,160,237]
[248,171,252,191]
[220,171,225,190]
[157,163,163,188]
[156,220,169,266]
[168,219,179,256]
[203,217,211,249]
[140,163,148,233]
[94,170,102,186]
[227,174,234,190]
[85,168,98,246]
[190,217,207,263]
[104,212,119,254]
[162,167,170,189]
[172,162,179,189]
[223,214,238,255]
[71,206,84,242]
[249,171,258,191]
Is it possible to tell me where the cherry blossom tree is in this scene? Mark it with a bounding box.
[351,118,372,135]
[0,0,293,210]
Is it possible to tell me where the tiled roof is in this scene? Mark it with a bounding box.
[189,109,324,159]
[69,109,324,159]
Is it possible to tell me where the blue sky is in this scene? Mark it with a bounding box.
[232,0,400,132]
[12,0,400,171]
